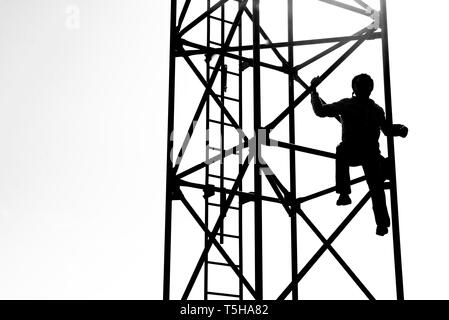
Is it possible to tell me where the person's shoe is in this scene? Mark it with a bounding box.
[376,226,389,236]
[336,194,352,206]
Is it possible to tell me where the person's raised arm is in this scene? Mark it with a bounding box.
[310,77,343,118]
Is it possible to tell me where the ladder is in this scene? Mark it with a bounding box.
[204,0,244,300]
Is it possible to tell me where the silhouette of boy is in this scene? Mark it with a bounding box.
[310,74,408,236]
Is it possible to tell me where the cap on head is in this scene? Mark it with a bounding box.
[352,73,374,98]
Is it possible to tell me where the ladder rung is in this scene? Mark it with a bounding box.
[209,15,234,25]
[222,233,240,239]
[208,66,240,77]
[207,261,240,267]
[208,202,239,210]
[207,146,222,152]
[209,119,235,127]
[208,173,237,182]
[207,291,240,299]
[224,96,240,103]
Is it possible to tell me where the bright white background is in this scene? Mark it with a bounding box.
[0,0,447,299]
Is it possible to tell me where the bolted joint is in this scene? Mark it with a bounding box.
[203,184,216,199]
[240,192,255,205]
[171,185,182,201]
[240,60,253,72]
[174,38,184,54]
[283,63,295,75]
[169,175,182,201]
[289,199,301,217]
[259,128,271,146]
[204,52,214,63]
[366,6,380,30]
[248,129,272,163]
[283,192,299,217]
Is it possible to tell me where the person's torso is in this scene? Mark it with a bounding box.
[338,98,383,149]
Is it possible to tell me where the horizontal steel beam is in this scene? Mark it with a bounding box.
[180,33,382,56]
[179,179,281,204]
[271,139,336,159]
[298,176,366,204]
[180,40,287,73]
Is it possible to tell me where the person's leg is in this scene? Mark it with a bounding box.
[362,153,391,236]
[336,144,352,205]
[380,155,393,181]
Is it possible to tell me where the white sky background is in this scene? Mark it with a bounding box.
[0,0,447,299]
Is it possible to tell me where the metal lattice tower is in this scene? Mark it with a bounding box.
[163,0,404,300]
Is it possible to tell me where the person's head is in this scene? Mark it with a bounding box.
[352,73,374,99]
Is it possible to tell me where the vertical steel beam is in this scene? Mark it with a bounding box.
[219,2,226,244]
[380,0,404,300]
[204,0,211,301]
[238,6,244,301]
[287,0,298,301]
[163,0,177,301]
[252,0,263,300]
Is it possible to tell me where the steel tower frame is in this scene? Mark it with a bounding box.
[163,0,404,300]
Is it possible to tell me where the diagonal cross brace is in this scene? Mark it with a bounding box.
[265,29,376,131]
[173,0,249,174]
[179,0,230,37]
[181,153,253,300]
[179,39,288,73]
[177,0,192,30]
[263,169,374,300]
[353,0,371,10]
[318,0,371,16]
[181,50,246,138]
[295,26,371,71]
[278,192,371,300]
[179,192,256,298]
[243,7,289,68]
[177,138,251,179]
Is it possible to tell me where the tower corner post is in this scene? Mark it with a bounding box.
[380,0,405,301]
[163,0,178,301]
[287,0,299,301]
[252,0,264,301]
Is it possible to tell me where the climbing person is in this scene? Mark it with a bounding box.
[310,74,408,236]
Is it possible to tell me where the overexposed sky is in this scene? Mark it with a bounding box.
[0,0,447,299]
